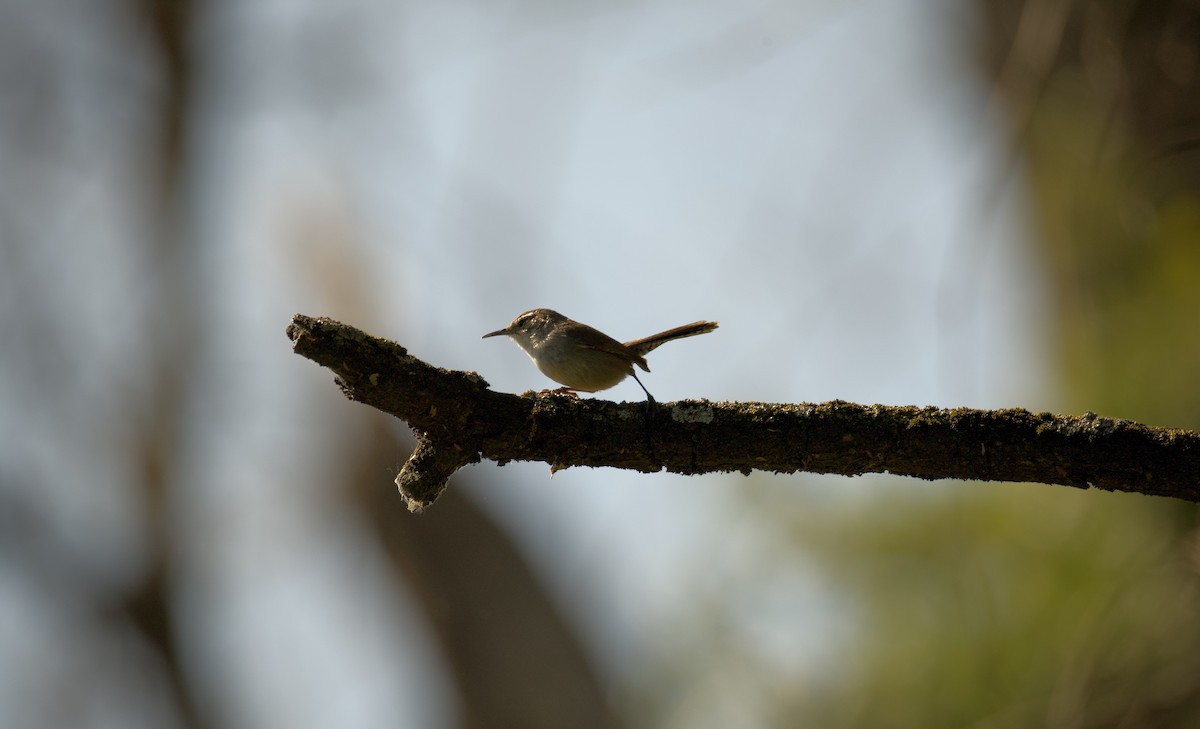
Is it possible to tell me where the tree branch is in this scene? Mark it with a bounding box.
[286,314,1200,511]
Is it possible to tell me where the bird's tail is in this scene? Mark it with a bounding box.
[624,321,719,357]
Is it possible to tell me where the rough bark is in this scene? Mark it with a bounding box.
[287,314,1200,511]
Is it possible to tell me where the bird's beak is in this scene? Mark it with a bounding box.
[482,327,509,339]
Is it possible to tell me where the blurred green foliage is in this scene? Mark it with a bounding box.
[795,2,1200,725]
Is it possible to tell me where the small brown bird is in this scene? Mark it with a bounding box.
[483,308,718,402]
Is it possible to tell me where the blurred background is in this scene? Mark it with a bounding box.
[2,0,1200,727]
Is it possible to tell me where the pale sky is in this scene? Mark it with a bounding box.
[1,0,1051,727]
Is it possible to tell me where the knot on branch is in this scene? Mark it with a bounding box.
[396,434,478,512]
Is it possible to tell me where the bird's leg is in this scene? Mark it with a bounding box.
[629,371,656,405]
[629,371,658,462]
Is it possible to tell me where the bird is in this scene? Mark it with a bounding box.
[483,308,718,402]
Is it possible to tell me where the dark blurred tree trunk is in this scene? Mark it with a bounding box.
[978,0,1200,426]
[343,422,624,729]
[979,0,1200,152]
[122,1,202,726]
